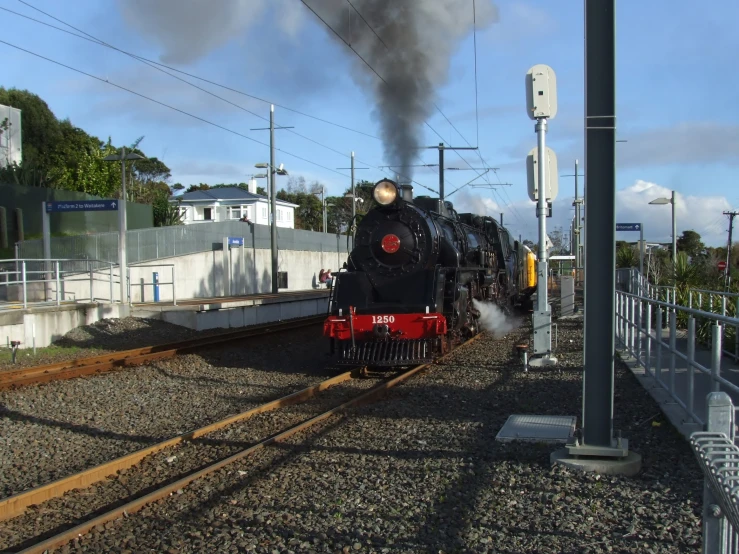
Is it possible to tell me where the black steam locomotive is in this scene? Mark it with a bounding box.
[323,178,536,366]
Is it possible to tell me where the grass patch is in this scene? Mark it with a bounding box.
[0,343,102,365]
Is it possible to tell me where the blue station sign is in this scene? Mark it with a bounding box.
[228,236,244,247]
[616,223,641,232]
[46,200,119,213]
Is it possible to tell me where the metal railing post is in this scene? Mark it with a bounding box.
[711,323,723,393]
[669,310,677,396]
[686,316,696,423]
[702,392,734,553]
[628,295,635,356]
[656,305,663,385]
[689,290,693,309]
[109,263,114,303]
[735,297,739,362]
[89,260,94,302]
[172,266,177,306]
[21,261,27,309]
[55,261,61,306]
[645,302,653,377]
[635,297,642,363]
[699,292,703,311]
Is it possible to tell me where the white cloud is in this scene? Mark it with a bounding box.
[448,179,735,248]
[615,180,732,247]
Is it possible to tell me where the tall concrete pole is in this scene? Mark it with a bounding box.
[270,105,278,293]
[119,146,127,304]
[574,159,581,270]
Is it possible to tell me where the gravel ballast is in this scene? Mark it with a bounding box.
[0,323,332,499]
[13,314,703,554]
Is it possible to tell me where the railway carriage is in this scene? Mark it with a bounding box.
[323,178,536,367]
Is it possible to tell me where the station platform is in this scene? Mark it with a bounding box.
[0,289,331,349]
[131,289,331,331]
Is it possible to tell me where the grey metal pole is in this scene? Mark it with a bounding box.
[582,0,617,449]
[671,190,677,264]
[500,213,504,226]
[536,118,548,312]
[351,151,356,226]
[119,146,128,305]
[438,143,444,201]
[322,188,327,233]
[639,225,644,294]
[269,105,278,294]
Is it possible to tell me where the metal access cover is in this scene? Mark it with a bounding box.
[496,414,576,443]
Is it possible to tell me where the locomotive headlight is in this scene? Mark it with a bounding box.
[373,180,398,205]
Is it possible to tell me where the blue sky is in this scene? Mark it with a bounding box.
[1,0,738,246]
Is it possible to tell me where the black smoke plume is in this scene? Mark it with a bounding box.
[318,0,498,180]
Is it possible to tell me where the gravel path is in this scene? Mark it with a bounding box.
[0,317,226,371]
[0,324,330,499]
[11,314,702,553]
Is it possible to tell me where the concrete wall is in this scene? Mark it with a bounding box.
[50,245,347,303]
[0,303,130,350]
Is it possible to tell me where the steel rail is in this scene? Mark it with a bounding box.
[0,315,325,390]
[0,368,355,523]
[14,333,484,554]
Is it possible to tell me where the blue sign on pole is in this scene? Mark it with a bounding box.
[45,200,119,213]
[616,223,641,232]
[228,237,244,247]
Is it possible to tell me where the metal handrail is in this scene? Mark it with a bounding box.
[616,290,739,427]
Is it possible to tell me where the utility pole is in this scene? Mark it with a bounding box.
[562,160,585,275]
[424,143,479,201]
[725,210,738,290]
[500,213,504,226]
[250,106,293,294]
[337,152,369,240]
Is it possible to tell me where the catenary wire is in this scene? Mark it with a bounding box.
[0,39,355,179]
[9,2,438,193]
[5,2,381,141]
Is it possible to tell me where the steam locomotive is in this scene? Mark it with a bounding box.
[323,178,536,367]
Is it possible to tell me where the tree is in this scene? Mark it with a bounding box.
[677,230,705,258]
[0,87,63,184]
[616,244,639,269]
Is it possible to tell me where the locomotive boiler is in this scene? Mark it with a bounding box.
[323,178,536,367]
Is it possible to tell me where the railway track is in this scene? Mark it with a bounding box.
[0,315,325,391]
[1,334,483,554]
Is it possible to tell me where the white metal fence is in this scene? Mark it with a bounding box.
[0,258,177,309]
[16,222,354,271]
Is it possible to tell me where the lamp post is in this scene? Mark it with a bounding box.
[103,146,145,305]
[255,162,288,293]
[649,190,677,264]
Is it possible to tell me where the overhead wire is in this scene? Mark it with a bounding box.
[9,1,439,194]
[3,3,381,141]
[0,38,354,179]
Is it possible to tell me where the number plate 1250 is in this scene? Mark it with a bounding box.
[371,315,395,324]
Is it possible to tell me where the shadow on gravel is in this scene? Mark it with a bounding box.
[0,404,165,446]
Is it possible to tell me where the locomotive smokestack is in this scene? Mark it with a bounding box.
[400,184,414,202]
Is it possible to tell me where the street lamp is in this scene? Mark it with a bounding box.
[648,190,677,263]
[255,162,288,293]
[103,146,145,305]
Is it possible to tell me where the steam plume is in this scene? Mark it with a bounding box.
[472,299,514,337]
